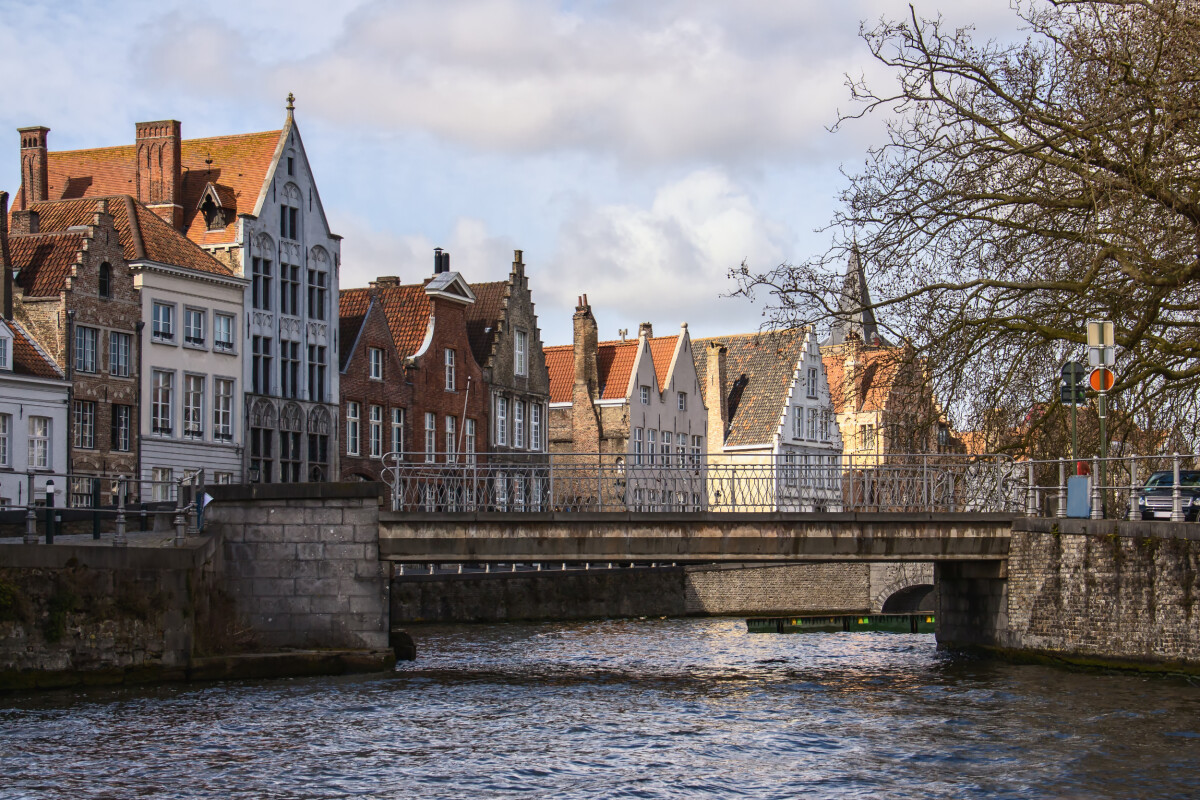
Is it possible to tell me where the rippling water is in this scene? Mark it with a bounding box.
[3,618,1200,799]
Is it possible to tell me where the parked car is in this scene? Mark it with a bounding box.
[1134,470,1200,521]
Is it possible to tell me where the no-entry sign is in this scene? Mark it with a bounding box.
[1089,367,1115,392]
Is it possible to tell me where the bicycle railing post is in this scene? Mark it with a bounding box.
[1056,458,1067,519]
[1090,456,1103,520]
[1127,456,1139,521]
[1171,452,1185,523]
[113,476,128,547]
[23,471,37,544]
[1025,461,1037,516]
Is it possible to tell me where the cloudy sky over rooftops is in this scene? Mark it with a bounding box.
[0,0,1012,346]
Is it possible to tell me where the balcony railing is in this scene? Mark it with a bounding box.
[380,452,1021,514]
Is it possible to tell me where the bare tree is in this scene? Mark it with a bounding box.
[735,0,1200,452]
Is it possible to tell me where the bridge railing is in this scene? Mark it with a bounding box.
[1015,453,1200,521]
[379,452,1022,514]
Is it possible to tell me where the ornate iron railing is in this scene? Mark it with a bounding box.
[379,452,1021,514]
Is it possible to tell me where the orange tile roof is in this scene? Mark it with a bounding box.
[31,130,283,246]
[339,287,372,370]
[10,320,63,379]
[648,336,679,393]
[464,280,508,367]
[374,284,433,358]
[821,346,906,414]
[9,231,83,297]
[544,344,574,402]
[27,196,231,276]
[595,339,638,400]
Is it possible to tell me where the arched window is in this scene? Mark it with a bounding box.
[249,399,277,483]
[98,263,112,298]
[307,406,331,483]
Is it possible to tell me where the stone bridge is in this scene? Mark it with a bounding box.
[377,511,1015,563]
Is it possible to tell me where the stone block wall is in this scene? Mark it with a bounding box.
[684,563,871,615]
[206,482,389,652]
[935,560,1008,649]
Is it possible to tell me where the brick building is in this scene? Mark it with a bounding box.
[465,250,550,461]
[338,256,487,480]
[12,96,341,483]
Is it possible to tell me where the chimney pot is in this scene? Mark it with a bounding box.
[370,276,401,288]
[10,209,39,235]
[638,322,654,339]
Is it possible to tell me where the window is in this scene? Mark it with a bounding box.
[214,472,233,485]
[513,401,525,450]
[807,367,818,399]
[28,417,50,470]
[281,205,299,240]
[530,404,542,453]
[308,345,327,403]
[424,412,436,462]
[859,424,876,450]
[647,429,656,465]
[444,415,456,462]
[465,418,476,465]
[391,408,405,454]
[807,408,817,441]
[633,428,643,465]
[108,331,131,377]
[214,313,235,353]
[281,340,300,399]
[640,385,650,404]
[0,414,9,466]
[307,269,328,321]
[252,336,272,395]
[369,347,384,380]
[252,257,273,311]
[250,428,273,483]
[820,411,831,442]
[184,375,205,439]
[280,431,301,483]
[185,308,205,346]
[152,302,175,342]
[73,400,96,449]
[369,405,383,458]
[662,431,672,463]
[346,402,360,456]
[678,392,687,411]
[784,452,798,487]
[515,329,528,376]
[0,337,8,370]
[444,348,456,391]
[691,435,702,466]
[152,370,174,435]
[792,407,803,440]
[495,396,508,446]
[214,379,234,441]
[287,156,295,176]
[98,262,112,298]
[111,405,132,452]
[308,430,328,479]
[280,263,300,316]
[74,326,98,373]
[152,467,173,502]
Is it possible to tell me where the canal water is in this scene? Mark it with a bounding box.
[2,618,1199,799]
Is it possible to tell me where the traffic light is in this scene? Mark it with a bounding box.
[1060,361,1087,405]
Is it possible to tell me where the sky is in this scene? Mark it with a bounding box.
[0,0,1018,347]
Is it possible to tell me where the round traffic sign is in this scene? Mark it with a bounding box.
[1089,367,1115,392]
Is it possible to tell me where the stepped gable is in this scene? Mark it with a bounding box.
[464,280,507,367]
[822,346,905,414]
[25,130,282,246]
[694,330,807,447]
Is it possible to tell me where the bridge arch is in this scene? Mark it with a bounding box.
[880,583,935,613]
[869,563,935,613]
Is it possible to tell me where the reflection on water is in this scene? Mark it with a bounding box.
[3,618,1199,799]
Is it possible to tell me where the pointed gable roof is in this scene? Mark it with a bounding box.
[7,320,63,379]
[544,335,680,403]
[464,280,508,367]
[694,329,809,447]
[375,284,434,358]
[822,345,908,414]
[338,287,373,371]
[544,344,574,403]
[823,247,891,347]
[25,130,284,247]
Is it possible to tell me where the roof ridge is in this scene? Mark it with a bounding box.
[46,129,284,157]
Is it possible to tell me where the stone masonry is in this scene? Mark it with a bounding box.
[206,482,389,651]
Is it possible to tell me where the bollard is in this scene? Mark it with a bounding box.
[44,480,56,544]
[92,479,102,540]
[1056,458,1067,519]
[1128,457,1140,521]
[173,477,187,547]
[1090,456,1103,519]
[113,476,128,547]
[1171,453,1185,523]
[23,472,37,545]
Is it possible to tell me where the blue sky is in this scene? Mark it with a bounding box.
[0,0,1014,347]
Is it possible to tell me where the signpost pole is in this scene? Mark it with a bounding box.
[1098,389,1107,505]
[1070,368,1078,468]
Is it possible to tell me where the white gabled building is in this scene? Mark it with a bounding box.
[0,318,68,507]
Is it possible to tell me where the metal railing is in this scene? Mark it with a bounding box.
[1014,453,1200,522]
[380,452,1021,514]
[2,469,207,546]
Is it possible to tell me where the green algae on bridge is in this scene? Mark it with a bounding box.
[376,511,1016,562]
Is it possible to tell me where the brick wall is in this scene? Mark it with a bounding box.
[340,301,411,480]
[206,482,390,651]
[685,563,871,615]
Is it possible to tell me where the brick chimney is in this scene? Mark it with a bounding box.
[638,321,653,339]
[10,209,39,235]
[706,341,728,448]
[0,191,12,319]
[572,294,601,451]
[135,120,183,229]
[18,126,50,208]
[370,276,401,288]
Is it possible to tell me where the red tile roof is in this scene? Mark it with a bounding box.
[545,335,679,403]
[9,320,63,379]
[464,280,508,367]
[821,346,907,414]
[338,287,372,371]
[374,285,433,358]
[29,130,283,246]
[544,344,574,403]
[648,336,679,393]
[8,232,83,297]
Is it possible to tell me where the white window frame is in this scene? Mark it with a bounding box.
[152,370,174,436]
[214,378,234,441]
[647,429,656,465]
[184,308,206,347]
[369,405,383,458]
[152,301,175,343]
[0,413,10,466]
[424,412,436,462]
[662,430,672,462]
[633,427,643,465]
[214,313,236,354]
[495,396,508,447]
[465,418,476,465]
[346,401,361,456]
[73,400,96,449]
[445,415,456,462]
[369,347,384,380]
[807,367,818,399]
[391,408,405,454]
[530,404,542,453]
[152,467,173,502]
[109,331,131,377]
[444,348,456,391]
[640,385,650,404]
[112,405,132,452]
[29,417,50,470]
[184,374,205,440]
[678,391,686,411]
[513,401,525,450]
[515,329,528,376]
[807,408,818,441]
[0,336,10,370]
[75,326,98,373]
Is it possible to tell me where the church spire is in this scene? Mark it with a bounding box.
[822,244,889,347]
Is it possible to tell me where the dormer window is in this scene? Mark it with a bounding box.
[200,195,226,230]
[198,183,233,231]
